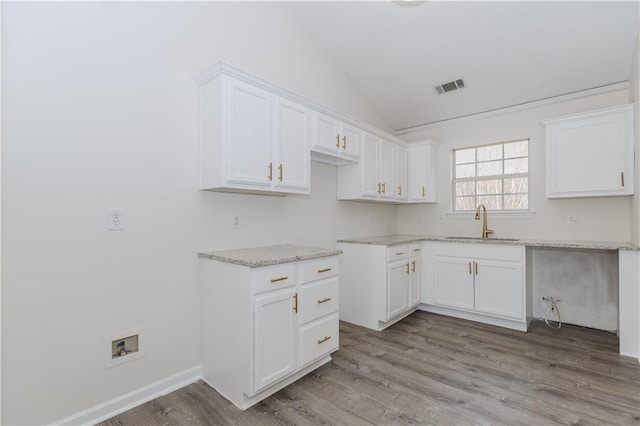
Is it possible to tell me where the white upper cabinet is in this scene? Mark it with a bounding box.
[311,112,361,164]
[542,104,634,198]
[225,79,273,188]
[337,132,399,202]
[274,97,311,192]
[395,145,408,202]
[196,64,310,195]
[408,141,438,203]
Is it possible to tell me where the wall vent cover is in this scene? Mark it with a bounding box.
[434,78,466,95]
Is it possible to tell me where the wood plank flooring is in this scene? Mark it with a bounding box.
[100,312,640,425]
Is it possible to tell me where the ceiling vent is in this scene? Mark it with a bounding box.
[434,78,466,95]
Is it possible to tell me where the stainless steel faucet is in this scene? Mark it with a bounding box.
[474,204,493,239]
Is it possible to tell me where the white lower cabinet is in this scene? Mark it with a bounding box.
[200,256,339,410]
[425,243,530,331]
[339,242,421,331]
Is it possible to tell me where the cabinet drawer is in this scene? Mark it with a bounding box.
[387,245,408,262]
[300,314,339,367]
[252,264,297,295]
[299,278,338,324]
[301,257,339,283]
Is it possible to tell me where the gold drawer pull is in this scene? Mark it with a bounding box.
[317,336,331,344]
[468,262,472,275]
[317,267,332,273]
[621,171,625,187]
[342,135,347,150]
[268,162,273,181]
[396,252,405,255]
[336,134,340,148]
[293,292,298,313]
[413,248,421,252]
[270,276,288,283]
[317,297,332,304]
[411,260,416,273]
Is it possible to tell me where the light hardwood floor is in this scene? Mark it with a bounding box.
[100,312,640,425]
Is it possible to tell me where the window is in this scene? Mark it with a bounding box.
[453,139,529,212]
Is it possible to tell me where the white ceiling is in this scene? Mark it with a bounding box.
[287,1,639,131]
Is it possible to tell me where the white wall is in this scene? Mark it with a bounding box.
[397,90,631,241]
[1,2,396,424]
[629,27,640,245]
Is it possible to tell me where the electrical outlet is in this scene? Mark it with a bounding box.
[232,216,241,229]
[566,212,577,225]
[107,208,124,230]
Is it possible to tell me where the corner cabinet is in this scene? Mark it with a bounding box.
[338,242,421,331]
[311,112,361,164]
[196,64,310,195]
[542,104,634,198]
[200,255,339,410]
[336,133,405,203]
[423,242,530,331]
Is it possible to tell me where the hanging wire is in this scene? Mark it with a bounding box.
[542,296,562,329]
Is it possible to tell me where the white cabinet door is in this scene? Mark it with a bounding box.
[253,288,297,393]
[274,98,310,192]
[474,260,524,320]
[387,261,409,320]
[433,256,474,311]
[312,112,340,155]
[340,122,361,160]
[408,248,421,307]
[544,104,634,198]
[408,142,438,203]
[227,78,273,187]
[379,139,395,200]
[408,144,427,202]
[361,132,381,198]
[395,146,408,202]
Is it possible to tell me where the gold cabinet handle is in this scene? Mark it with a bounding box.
[405,263,410,274]
[336,134,340,148]
[475,262,478,276]
[621,171,625,187]
[278,164,283,181]
[382,182,386,194]
[317,297,332,304]
[342,135,347,150]
[422,186,426,197]
[396,252,405,255]
[268,162,273,181]
[270,276,288,283]
[317,336,331,344]
[377,183,381,194]
[293,292,298,313]
[317,267,332,273]
[411,260,416,273]
[413,248,421,252]
[398,186,402,196]
[468,262,472,275]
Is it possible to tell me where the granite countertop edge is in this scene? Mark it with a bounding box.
[198,244,343,268]
[337,234,639,251]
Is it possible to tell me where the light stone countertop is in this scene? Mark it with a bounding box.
[198,244,342,267]
[337,234,639,251]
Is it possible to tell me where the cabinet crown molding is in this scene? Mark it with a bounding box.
[540,103,634,126]
[195,60,402,143]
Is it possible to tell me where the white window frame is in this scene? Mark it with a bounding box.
[450,139,533,217]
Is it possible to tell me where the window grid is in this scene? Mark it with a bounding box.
[453,140,529,212]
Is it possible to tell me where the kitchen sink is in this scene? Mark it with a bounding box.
[445,236,520,242]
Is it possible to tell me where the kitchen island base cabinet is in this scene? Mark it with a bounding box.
[422,242,531,332]
[200,256,339,410]
[338,242,421,331]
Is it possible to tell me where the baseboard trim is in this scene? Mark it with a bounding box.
[54,366,202,426]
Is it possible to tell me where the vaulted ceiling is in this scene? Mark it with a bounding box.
[288,1,639,131]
